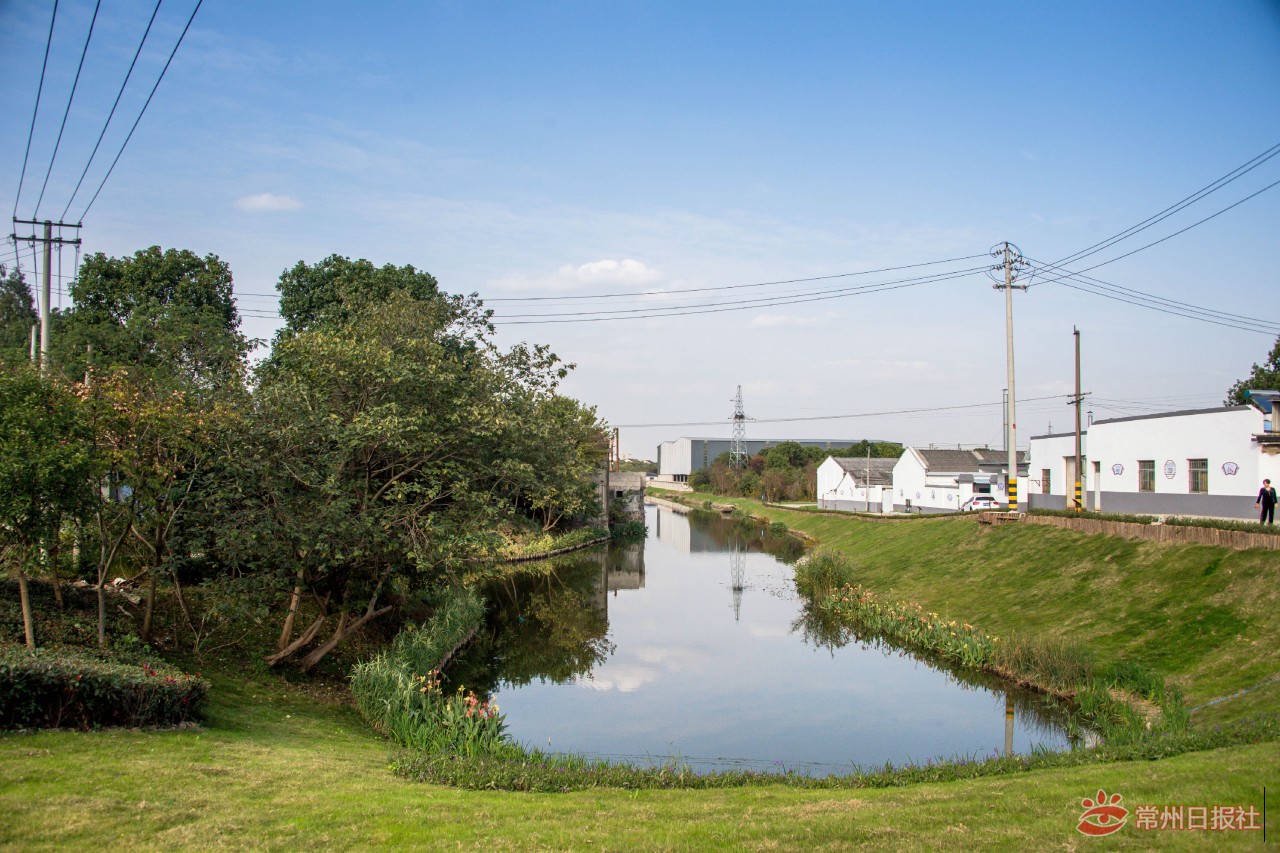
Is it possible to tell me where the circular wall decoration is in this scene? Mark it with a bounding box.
[1163,460,1177,479]
[946,493,953,502]
[1222,462,1239,476]
[1112,463,1124,475]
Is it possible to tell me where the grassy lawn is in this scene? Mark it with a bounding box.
[1,664,1275,850]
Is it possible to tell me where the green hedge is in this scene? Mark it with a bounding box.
[1029,508,1157,524]
[0,646,208,729]
[1163,515,1280,536]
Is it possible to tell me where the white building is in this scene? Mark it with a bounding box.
[1028,399,1280,518]
[816,457,897,512]
[655,436,865,482]
[891,448,1027,513]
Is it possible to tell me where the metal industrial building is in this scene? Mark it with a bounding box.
[655,437,866,482]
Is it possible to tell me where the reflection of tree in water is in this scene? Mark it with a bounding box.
[789,603,1076,744]
[685,509,806,563]
[450,555,615,693]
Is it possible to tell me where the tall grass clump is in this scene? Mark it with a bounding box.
[792,550,858,599]
[351,586,509,755]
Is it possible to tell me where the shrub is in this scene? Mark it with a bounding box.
[792,550,857,599]
[609,520,647,542]
[0,645,207,729]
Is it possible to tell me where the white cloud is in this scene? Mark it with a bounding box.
[562,258,662,284]
[749,313,826,329]
[488,258,664,294]
[236,193,303,212]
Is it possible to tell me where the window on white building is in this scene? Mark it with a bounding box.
[1188,459,1208,494]
[1138,460,1155,493]
[1041,469,1051,495]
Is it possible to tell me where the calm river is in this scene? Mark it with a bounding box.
[449,502,1073,775]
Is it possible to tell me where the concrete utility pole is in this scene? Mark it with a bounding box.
[11,218,82,373]
[990,243,1028,512]
[40,221,51,372]
[1070,327,1091,512]
[865,445,872,513]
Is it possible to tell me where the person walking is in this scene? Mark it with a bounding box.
[1257,479,1277,525]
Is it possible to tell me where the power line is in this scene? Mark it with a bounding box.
[484,254,990,303]
[60,0,164,222]
[491,265,988,325]
[79,0,204,221]
[33,0,103,220]
[13,0,59,221]
[1025,256,1279,335]
[1045,142,1280,271]
[1024,256,1280,333]
[610,394,1072,428]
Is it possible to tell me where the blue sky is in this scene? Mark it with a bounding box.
[4,0,1279,457]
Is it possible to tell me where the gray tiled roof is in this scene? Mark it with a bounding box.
[916,448,1025,472]
[831,457,897,485]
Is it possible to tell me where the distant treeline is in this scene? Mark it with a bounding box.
[690,440,902,501]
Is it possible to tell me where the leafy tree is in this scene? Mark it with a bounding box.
[506,395,609,530]
[1226,334,1280,405]
[233,288,572,670]
[0,265,37,366]
[0,367,94,647]
[55,246,249,396]
[275,254,452,338]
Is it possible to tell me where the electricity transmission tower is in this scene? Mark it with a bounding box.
[987,242,1030,512]
[730,385,748,468]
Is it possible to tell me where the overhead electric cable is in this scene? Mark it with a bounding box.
[1045,142,1280,271]
[485,254,989,303]
[610,394,1072,429]
[13,0,59,221]
[60,0,164,221]
[1024,260,1278,335]
[1024,256,1280,333]
[33,0,103,219]
[79,0,204,221]
[492,264,989,321]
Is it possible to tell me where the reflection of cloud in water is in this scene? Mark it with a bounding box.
[576,665,660,692]
[748,624,791,638]
[632,645,712,669]
[577,645,712,692]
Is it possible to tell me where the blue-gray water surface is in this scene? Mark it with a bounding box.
[451,502,1073,775]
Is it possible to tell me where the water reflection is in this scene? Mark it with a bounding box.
[451,502,1076,774]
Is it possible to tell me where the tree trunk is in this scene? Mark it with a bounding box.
[16,567,35,649]
[298,604,393,672]
[48,529,64,611]
[141,568,156,644]
[263,614,327,667]
[278,567,305,651]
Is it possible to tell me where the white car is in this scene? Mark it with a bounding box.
[962,495,1001,512]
